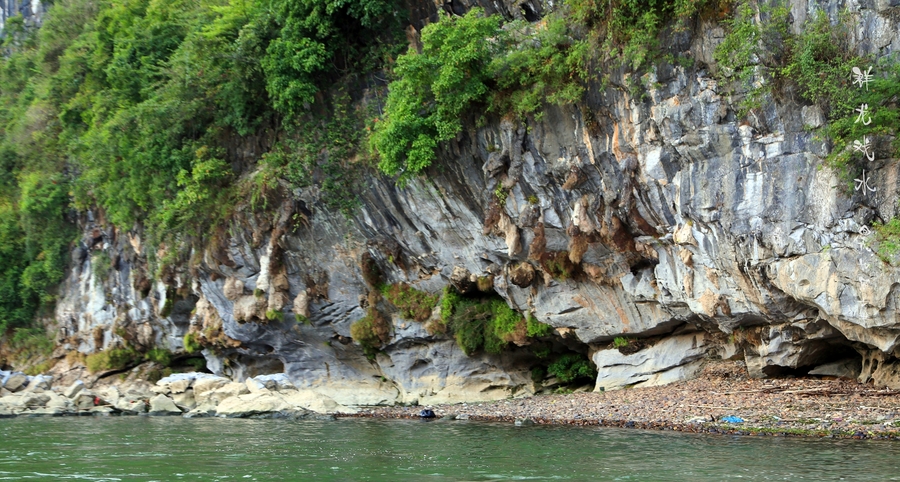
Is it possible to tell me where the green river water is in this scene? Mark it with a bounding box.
[1,417,898,481]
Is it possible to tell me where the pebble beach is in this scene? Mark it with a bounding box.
[349,361,900,440]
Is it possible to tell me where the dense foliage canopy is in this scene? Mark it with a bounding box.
[0,0,402,336]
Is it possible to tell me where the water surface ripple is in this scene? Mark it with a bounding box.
[1,417,897,481]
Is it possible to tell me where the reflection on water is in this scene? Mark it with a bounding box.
[1,416,899,481]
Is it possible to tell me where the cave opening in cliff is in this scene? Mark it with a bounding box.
[760,340,862,379]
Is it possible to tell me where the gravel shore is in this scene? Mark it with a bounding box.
[346,361,900,440]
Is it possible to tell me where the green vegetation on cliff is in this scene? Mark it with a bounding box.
[371,1,720,179]
[2,0,898,352]
[0,0,402,339]
[715,3,900,176]
[438,286,552,356]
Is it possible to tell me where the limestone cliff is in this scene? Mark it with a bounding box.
[0,0,43,31]
[46,0,900,405]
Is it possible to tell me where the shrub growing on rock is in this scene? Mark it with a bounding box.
[443,290,533,356]
[183,332,202,354]
[526,315,553,338]
[350,307,391,359]
[145,347,173,367]
[548,354,596,383]
[382,283,438,322]
[85,347,142,373]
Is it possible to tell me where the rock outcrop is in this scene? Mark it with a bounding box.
[23,0,900,402]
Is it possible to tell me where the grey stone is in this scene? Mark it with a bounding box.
[148,394,182,415]
[168,379,192,394]
[594,333,711,391]
[74,392,97,410]
[801,105,825,128]
[115,397,148,414]
[3,373,27,392]
[63,381,85,399]
[214,392,305,418]
[183,407,213,418]
[90,406,116,416]
[20,394,51,409]
[24,376,51,392]
[171,389,196,409]
[192,376,231,401]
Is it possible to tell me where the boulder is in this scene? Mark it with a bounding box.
[246,378,275,393]
[148,394,182,415]
[172,389,196,409]
[201,382,249,405]
[3,373,28,392]
[192,376,230,400]
[183,407,213,418]
[21,394,51,409]
[63,381,85,399]
[25,376,51,392]
[121,384,154,400]
[154,372,219,395]
[252,374,295,391]
[45,393,72,410]
[280,390,357,414]
[98,386,121,405]
[115,397,148,414]
[183,401,217,418]
[214,392,306,418]
[594,332,711,391]
[74,392,97,410]
[150,385,171,395]
[168,379,192,394]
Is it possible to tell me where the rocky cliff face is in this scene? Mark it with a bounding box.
[50,0,900,405]
[0,0,43,32]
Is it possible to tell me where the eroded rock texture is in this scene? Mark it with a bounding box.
[52,0,900,402]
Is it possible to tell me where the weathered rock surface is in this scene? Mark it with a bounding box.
[279,390,357,414]
[148,394,182,415]
[73,392,97,410]
[3,373,28,392]
[33,0,900,406]
[594,333,712,391]
[214,391,307,418]
[63,381,84,399]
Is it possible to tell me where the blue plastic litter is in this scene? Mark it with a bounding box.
[720,415,744,423]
